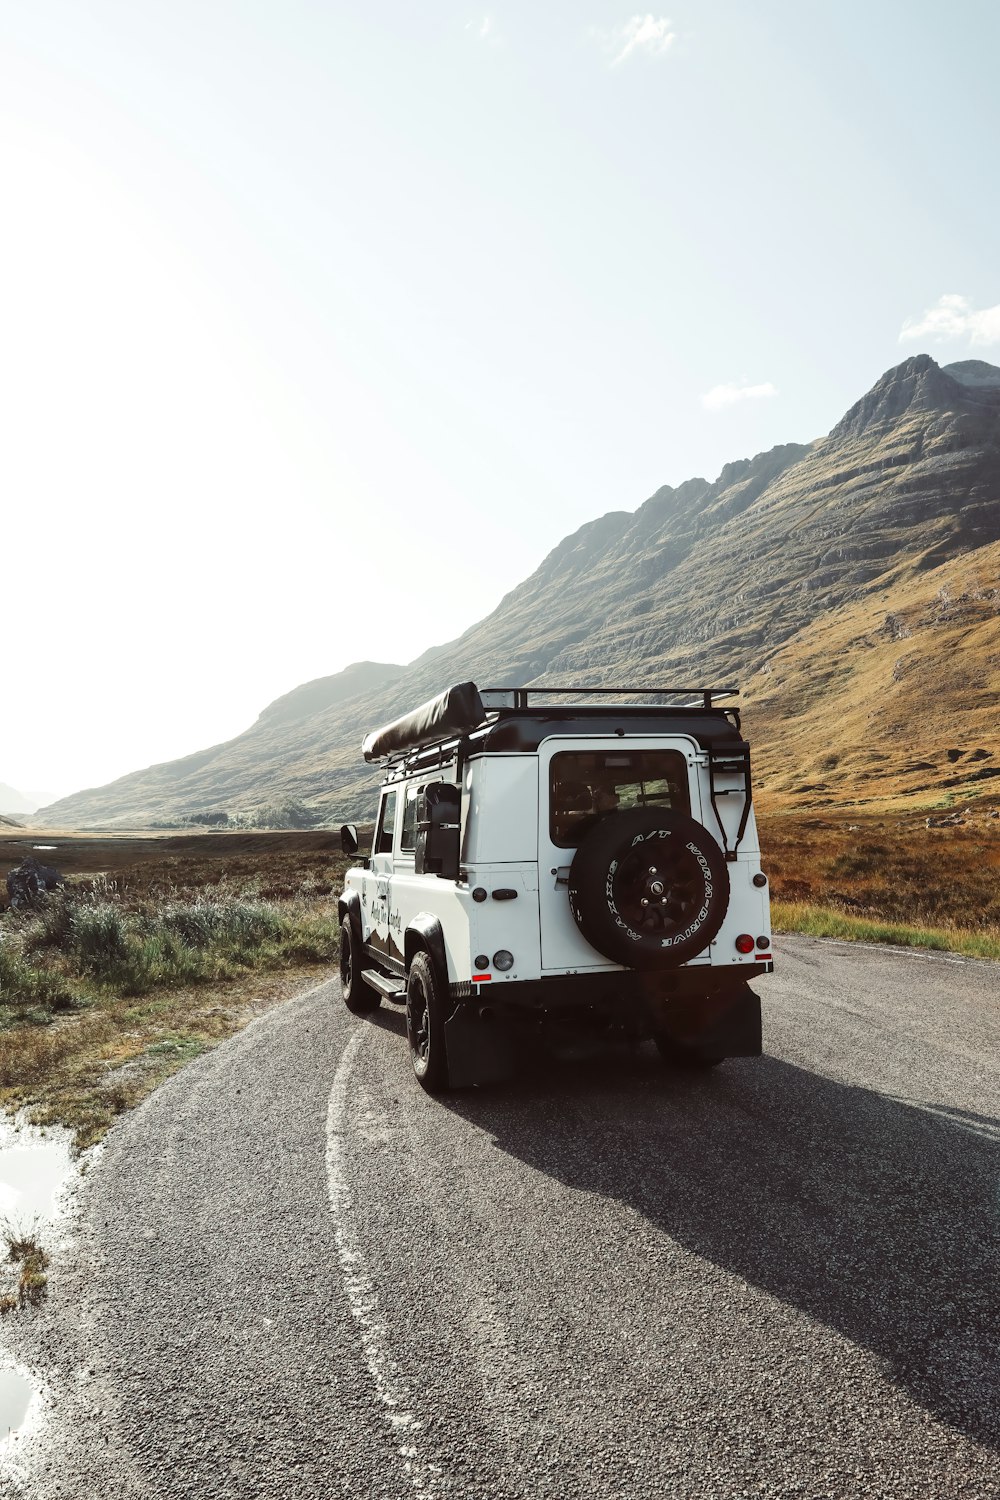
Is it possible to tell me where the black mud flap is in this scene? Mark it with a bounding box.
[443,1001,516,1087]
[657,982,762,1060]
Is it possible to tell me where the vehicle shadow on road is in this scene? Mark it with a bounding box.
[441,1048,999,1451]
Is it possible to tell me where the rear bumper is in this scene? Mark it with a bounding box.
[450,961,771,1007]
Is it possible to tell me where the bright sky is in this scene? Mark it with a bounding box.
[1,0,998,804]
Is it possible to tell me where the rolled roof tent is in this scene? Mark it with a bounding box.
[362,682,486,763]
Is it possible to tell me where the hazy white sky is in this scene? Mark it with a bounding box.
[1,0,998,803]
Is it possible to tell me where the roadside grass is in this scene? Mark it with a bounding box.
[0,1223,50,1312]
[770,902,1000,962]
[0,845,351,1149]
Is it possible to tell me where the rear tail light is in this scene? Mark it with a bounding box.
[735,934,755,954]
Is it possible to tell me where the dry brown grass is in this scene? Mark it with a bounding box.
[0,829,345,911]
[757,802,1000,931]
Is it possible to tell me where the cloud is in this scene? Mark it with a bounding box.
[701,381,778,412]
[603,15,676,66]
[900,294,1000,346]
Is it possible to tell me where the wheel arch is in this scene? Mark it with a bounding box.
[338,889,362,928]
[405,913,450,988]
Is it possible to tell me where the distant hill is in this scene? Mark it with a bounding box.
[0,782,39,815]
[42,354,1000,826]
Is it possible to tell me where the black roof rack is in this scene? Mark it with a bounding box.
[365,681,742,776]
[480,686,738,711]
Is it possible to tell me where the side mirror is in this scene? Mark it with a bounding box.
[415,783,460,880]
[340,824,359,856]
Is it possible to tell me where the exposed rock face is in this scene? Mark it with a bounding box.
[42,355,1000,825]
[944,360,1000,389]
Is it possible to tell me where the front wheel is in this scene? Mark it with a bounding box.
[340,917,380,1015]
[406,951,449,1092]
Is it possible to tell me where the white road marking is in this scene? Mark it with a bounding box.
[325,1025,443,1499]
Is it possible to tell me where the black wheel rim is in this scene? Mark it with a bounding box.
[612,845,705,939]
[408,977,430,1064]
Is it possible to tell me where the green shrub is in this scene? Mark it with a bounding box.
[23,892,75,953]
[160,897,284,953]
[0,941,77,1019]
[70,903,132,974]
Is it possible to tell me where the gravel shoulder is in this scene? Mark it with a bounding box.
[3,938,999,1499]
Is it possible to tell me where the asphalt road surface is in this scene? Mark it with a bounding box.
[8,936,1000,1499]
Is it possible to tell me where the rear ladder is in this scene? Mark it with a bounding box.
[707,746,752,861]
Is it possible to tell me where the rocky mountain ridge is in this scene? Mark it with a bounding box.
[42,353,1000,825]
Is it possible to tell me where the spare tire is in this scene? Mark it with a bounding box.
[568,807,730,970]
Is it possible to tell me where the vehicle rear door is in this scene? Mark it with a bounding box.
[537,735,704,972]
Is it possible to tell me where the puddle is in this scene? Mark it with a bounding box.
[0,1133,72,1224]
[31,846,57,852]
[0,1363,32,1441]
[0,1119,75,1447]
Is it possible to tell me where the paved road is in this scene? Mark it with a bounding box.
[8,938,1000,1499]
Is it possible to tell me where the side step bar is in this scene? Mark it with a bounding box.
[361,968,406,1001]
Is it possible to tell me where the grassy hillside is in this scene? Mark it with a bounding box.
[744,539,1000,810]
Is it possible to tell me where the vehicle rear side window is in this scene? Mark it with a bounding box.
[549,750,690,848]
[399,784,420,853]
[373,790,398,855]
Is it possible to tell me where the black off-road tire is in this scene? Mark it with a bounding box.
[406,950,450,1092]
[568,807,730,970]
[340,917,381,1015]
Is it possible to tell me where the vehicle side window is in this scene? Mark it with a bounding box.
[373,790,398,855]
[399,785,420,854]
[550,750,690,848]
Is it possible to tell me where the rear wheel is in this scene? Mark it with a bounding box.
[406,951,449,1092]
[340,917,380,1015]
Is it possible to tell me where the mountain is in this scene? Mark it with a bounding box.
[42,354,1000,826]
[0,783,39,815]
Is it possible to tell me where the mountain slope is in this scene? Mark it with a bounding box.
[42,354,1000,826]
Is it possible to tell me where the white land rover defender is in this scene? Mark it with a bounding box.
[338,682,773,1091]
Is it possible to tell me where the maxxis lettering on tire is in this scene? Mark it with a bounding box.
[568,808,731,970]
